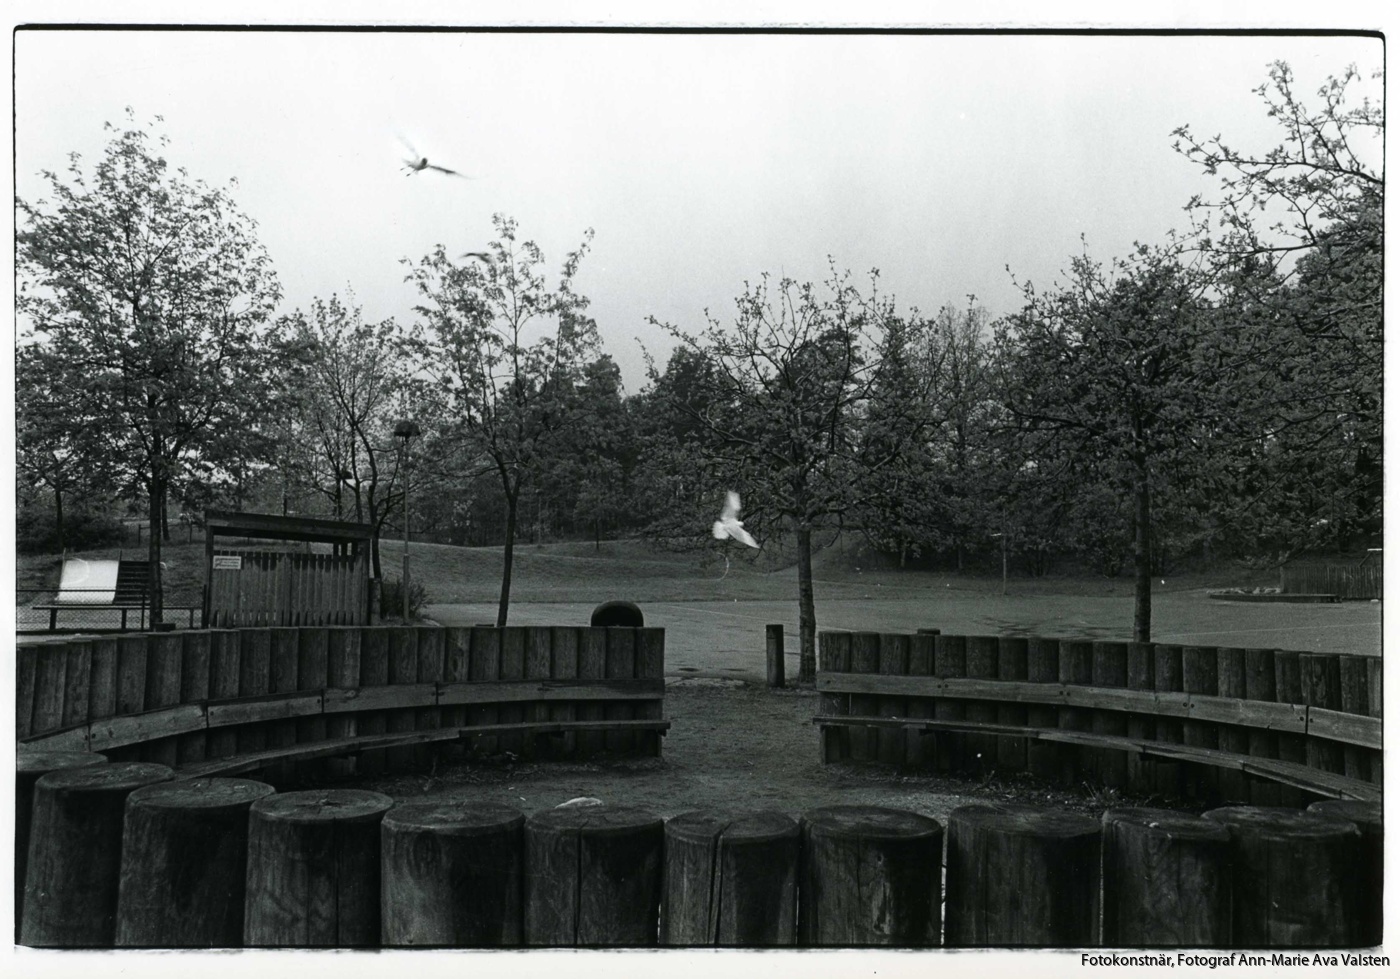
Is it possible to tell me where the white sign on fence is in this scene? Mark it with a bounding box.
[212,555,243,571]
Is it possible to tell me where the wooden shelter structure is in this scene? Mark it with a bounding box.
[203,510,375,627]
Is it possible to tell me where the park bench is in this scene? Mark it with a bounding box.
[814,632,1382,805]
[30,557,199,632]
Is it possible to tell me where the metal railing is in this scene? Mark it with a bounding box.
[15,588,199,634]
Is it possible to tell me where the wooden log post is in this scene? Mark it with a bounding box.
[115,777,276,947]
[904,632,936,768]
[1182,645,1221,802]
[1336,655,1372,782]
[414,626,447,768]
[325,627,362,776]
[524,626,553,761]
[1057,640,1095,786]
[543,626,578,759]
[176,631,211,766]
[297,626,332,776]
[115,635,149,760]
[498,627,528,758]
[603,627,638,756]
[264,627,300,783]
[1300,652,1345,774]
[933,634,969,774]
[818,632,852,763]
[766,624,785,689]
[20,761,174,947]
[142,633,184,768]
[17,643,39,740]
[440,626,471,761]
[387,626,420,770]
[381,801,525,947]
[1215,647,1251,802]
[1272,651,1308,807]
[468,626,504,758]
[244,789,394,947]
[635,627,666,758]
[1091,641,1129,789]
[1025,638,1061,779]
[1101,808,1232,947]
[1242,647,1282,806]
[846,632,882,763]
[16,750,107,930]
[1366,656,1382,787]
[798,805,942,947]
[236,629,272,757]
[944,802,1100,947]
[661,810,799,946]
[1124,642,1156,794]
[1307,800,1383,947]
[206,631,241,762]
[30,641,69,739]
[1152,644,1186,799]
[523,805,664,947]
[964,636,1000,776]
[996,637,1029,773]
[1203,805,1361,947]
[356,627,391,775]
[61,640,93,736]
[876,633,910,765]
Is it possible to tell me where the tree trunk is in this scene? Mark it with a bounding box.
[796,525,817,684]
[148,477,165,626]
[160,482,172,543]
[54,486,65,553]
[1132,459,1151,643]
[497,490,518,628]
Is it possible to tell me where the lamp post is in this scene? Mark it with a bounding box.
[394,420,421,621]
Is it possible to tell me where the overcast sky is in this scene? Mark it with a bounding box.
[11,21,1385,394]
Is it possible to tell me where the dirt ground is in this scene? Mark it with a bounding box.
[349,678,1147,821]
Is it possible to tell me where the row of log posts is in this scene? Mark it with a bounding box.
[18,625,667,776]
[17,760,1380,949]
[815,631,1380,803]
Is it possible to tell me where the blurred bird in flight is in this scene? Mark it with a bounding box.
[399,136,469,177]
[713,491,759,548]
[460,251,494,265]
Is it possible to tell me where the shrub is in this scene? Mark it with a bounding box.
[16,506,127,555]
[379,576,430,620]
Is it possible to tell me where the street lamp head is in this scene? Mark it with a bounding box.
[393,420,421,440]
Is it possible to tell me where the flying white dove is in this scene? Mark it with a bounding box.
[712,491,759,548]
[399,136,470,178]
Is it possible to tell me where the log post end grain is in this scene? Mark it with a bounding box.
[381,801,526,947]
[115,777,276,948]
[524,805,664,947]
[662,810,799,946]
[1306,800,1384,947]
[20,762,174,948]
[799,805,943,947]
[245,789,394,948]
[945,803,1100,948]
[1203,805,1364,948]
[1101,808,1232,947]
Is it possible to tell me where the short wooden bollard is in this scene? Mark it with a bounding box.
[798,805,942,946]
[524,805,664,946]
[1308,800,1383,946]
[661,810,799,946]
[381,801,525,946]
[115,777,276,947]
[20,761,174,947]
[945,803,1100,947]
[1101,808,1232,946]
[766,624,785,688]
[244,789,394,947]
[15,750,108,929]
[1204,805,1361,947]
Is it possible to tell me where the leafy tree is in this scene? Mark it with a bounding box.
[648,267,937,681]
[279,295,410,577]
[16,111,282,622]
[997,247,1214,641]
[1174,61,1383,558]
[405,214,598,626]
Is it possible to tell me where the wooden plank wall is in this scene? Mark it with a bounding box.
[816,631,1381,804]
[208,551,368,628]
[17,625,666,772]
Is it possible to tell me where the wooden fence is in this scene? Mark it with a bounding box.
[1281,561,1383,600]
[15,778,1381,949]
[815,633,1382,805]
[16,624,668,774]
[207,550,369,627]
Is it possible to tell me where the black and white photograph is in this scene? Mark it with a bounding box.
[6,3,1390,975]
